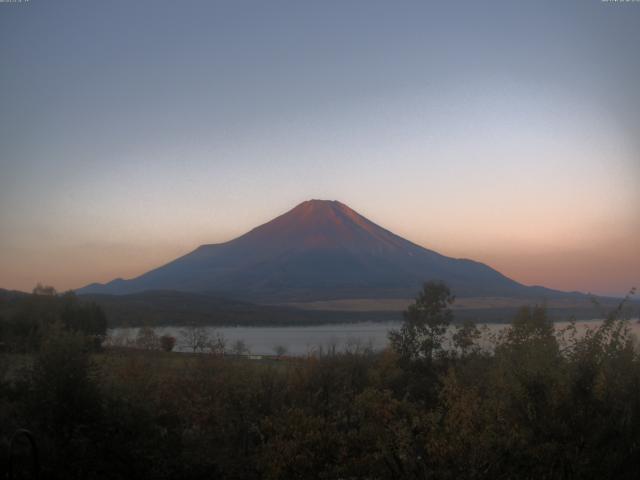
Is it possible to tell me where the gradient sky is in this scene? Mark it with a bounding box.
[1,0,638,296]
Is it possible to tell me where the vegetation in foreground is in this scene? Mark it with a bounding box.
[0,283,639,479]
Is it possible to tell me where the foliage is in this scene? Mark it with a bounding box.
[388,281,455,363]
[159,334,176,352]
[1,284,639,479]
[0,286,107,352]
[22,326,105,478]
[452,318,482,357]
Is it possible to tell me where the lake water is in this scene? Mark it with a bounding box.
[108,319,640,356]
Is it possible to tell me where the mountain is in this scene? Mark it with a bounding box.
[77,200,574,301]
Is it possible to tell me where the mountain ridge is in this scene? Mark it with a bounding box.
[77,199,580,301]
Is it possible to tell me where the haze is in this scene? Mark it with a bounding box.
[1,0,638,296]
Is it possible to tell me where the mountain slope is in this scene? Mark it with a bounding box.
[77,200,572,301]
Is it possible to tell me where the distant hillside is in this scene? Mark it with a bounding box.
[81,290,635,328]
[80,290,401,327]
[2,287,635,328]
[78,200,584,302]
[0,288,29,302]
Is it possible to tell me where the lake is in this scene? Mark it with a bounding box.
[108,318,640,356]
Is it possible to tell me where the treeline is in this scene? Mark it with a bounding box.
[109,325,253,357]
[80,290,401,327]
[0,283,639,479]
[0,284,107,352]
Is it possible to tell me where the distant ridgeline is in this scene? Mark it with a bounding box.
[0,284,635,331]
[77,200,595,304]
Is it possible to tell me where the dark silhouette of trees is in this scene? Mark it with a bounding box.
[0,286,107,352]
[389,282,455,361]
[32,283,57,296]
[452,318,482,357]
[1,283,639,479]
[179,326,210,353]
[388,281,455,363]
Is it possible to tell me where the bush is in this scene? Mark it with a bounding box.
[159,335,176,352]
[1,284,638,479]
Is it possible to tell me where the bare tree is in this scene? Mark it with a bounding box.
[179,326,210,353]
[230,339,249,356]
[345,336,373,355]
[208,331,227,356]
[135,326,159,350]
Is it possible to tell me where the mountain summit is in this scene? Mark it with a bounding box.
[231,200,416,253]
[78,200,561,301]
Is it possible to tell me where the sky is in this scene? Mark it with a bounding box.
[1,0,638,297]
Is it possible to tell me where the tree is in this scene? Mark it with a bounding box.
[345,337,373,356]
[27,325,102,445]
[452,319,481,357]
[505,304,555,346]
[159,334,177,352]
[136,326,159,350]
[180,326,210,353]
[32,283,57,296]
[230,339,249,356]
[388,281,454,362]
[59,292,107,349]
[3,285,107,352]
[208,331,227,355]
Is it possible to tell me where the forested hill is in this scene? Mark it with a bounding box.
[79,290,400,327]
[2,287,635,329]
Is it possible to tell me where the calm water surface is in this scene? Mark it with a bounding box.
[109,319,640,356]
